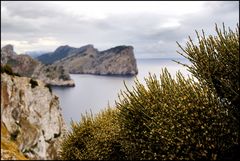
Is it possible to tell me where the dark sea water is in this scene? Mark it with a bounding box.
[52,58,191,128]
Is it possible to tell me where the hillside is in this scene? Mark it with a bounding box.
[1,45,75,86]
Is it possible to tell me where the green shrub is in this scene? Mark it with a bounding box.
[59,66,70,80]
[46,68,50,72]
[1,64,14,75]
[176,23,239,116]
[1,66,3,73]
[60,70,238,160]
[60,108,125,160]
[10,129,20,141]
[29,79,38,88]
[116,69,238,160]
[60,24,239,160]
[1,64,20,76]
[175,23,240,160]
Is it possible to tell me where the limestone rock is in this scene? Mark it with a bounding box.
[40,45,138,76]
[1,122,28,160]
[1,45,75,87]
[1,73,67,160]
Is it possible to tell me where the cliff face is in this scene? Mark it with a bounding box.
[38,45,138,76]
[1,73,67,160]
[90,46,138,75]
[1,45,75,87]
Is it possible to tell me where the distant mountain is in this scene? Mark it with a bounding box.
[36,45,94,64]
[37,45,138,76]
[25,50,49,58]
[1,44,75,86]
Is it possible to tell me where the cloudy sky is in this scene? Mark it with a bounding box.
[1,1,239,58]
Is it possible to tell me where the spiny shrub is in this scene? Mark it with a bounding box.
[116,69,238,160]
[29,79,38,88]
[60,24,239,160]
[175,23,240,160]
[60,108,126,160]
[176,23,239,116]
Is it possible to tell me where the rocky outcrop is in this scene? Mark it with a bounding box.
[31,64,74,87]
[1,73,67,160]
[38,45,138,76]
[88,45,138,75]
[1,45,75,87]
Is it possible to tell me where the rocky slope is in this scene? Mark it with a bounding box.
[1,73,67,160]
[1,45,75,86]
[1,122,28,160]
[37,45,138,76]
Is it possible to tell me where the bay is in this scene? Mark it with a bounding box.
[52,58,191,128]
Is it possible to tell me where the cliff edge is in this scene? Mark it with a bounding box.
[37,45,138,76]
[1,45,75,87]
[1,73,67,159]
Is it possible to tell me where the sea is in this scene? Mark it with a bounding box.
[52,58,192,128]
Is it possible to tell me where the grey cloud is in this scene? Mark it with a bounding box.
[1,18,40,33]
[2,1,63,19]
[204,1,239,14]
[1,1,239,58]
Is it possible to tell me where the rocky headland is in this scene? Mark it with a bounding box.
[1,45,75,87]
[37,45,138,76]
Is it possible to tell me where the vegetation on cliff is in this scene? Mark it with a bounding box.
[1,123,28,160]
[1,64,20,77]
[61,24,239,160]
[1,45,74,86]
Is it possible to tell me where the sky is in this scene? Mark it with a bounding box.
[1,1,239,58]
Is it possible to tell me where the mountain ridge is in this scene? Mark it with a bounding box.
[37,44,138,76]
[37,44,96,64]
